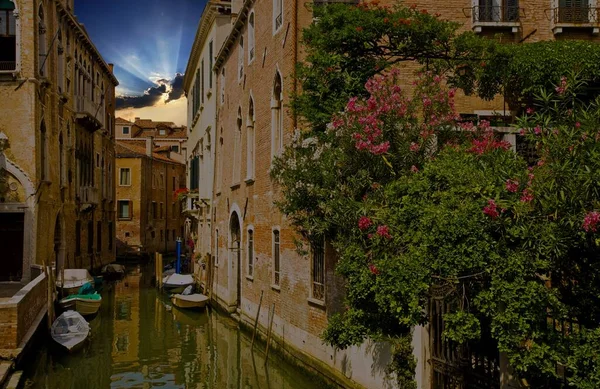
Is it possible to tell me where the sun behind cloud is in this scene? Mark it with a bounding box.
[117,97,187,126]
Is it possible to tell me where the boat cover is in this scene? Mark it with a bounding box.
[182,285,193,295]
[77,282,95,295]
[61,292,102,302]
[51,311,89,337]
[163,273,194,286]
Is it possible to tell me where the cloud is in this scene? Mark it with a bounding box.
[116,97,187,127]
[116,73,185,109]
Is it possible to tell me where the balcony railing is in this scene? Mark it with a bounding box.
[75,95,105,132]
[79,186,99,205]
[472,5,521,23]
[0,61,16,71]
[553,6,597,24]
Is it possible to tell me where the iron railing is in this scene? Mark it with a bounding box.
[553,6,597,23]
[0,61,15,71]
[472,5,521,23]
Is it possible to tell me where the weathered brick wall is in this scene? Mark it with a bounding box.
[0,305,18,350]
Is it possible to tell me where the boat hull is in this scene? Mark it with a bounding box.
[171,294,209,310]
[75,298,102,317]
[164,284,193,294]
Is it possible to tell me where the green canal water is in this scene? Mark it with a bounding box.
[22,263,328,389]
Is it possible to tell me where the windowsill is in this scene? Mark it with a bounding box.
[216,190,221,196]
[552,23,600,35]
[118,217,132,221]
[230,183,241,190]
[472,21,519,33]
[246,275,254,281]
[307,297,326,308]
[244,177,255,185]
[271,284,281,291]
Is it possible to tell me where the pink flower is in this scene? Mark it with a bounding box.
[519,128,526,136]
[575,122,581,128]
[409,142,420,152]
[583,211,600,232]
[526,107,534,114]
[358,216,373,230]
[505,179,519,193]
[520,189,534,203]
[482,199,499,219]
[534,126,542,135]
[410,165,419,173]
[370,142,390,155]
[376,225,392,239]
[369,264,380,275]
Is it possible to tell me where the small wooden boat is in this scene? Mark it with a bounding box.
[93,275,103,292]
[58,293,102,317]
[56,269,94,296]
[162,273,194,294]
[171,293,209,309]
[51,310,90,352]
[101,263,126,280]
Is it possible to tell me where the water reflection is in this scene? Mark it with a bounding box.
[23,263,325,389]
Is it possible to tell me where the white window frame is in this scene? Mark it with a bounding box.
[272,227,281,288]
[273,0,283,34]
[117,200,132,220]
[122,126,130,135]
[119,167,131,186]
[0,0,21,75]
[248,11,255,63]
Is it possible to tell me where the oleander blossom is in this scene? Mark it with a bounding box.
[358,216,373,230]
[482,199,499,219]
[520,189,534,203]
[583,211,600,232]
[469,130,511,155]
[376,225,392,239]
[505,179,519,193]
[369,264,380,275]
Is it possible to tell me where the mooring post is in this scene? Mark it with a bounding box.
[251,290,264,350]
[264,303,275,363]
[176,238,182,274]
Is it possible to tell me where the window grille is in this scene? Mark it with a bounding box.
[311,237,325,301]
[273,230,280,285]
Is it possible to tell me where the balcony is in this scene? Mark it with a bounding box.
[471,5,522,33]
[551,6,599,34]
[75,96,105,132]
[79,186,99,205]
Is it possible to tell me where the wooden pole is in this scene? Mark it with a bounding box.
[251,290,264,350]
[264,303,275,363]
[158,253,163,289]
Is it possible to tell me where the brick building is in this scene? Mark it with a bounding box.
[115,117,187,164]
[0,0,117,353]
[186,0,600,388]
[115,140,186,257]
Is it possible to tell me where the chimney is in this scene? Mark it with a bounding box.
[108,63,114,73]
[146,137,153,157]
[135,117,140,121]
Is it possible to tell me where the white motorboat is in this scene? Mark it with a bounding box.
[51,310,90,352]
[162,273,194,294]
[55,269,93,296]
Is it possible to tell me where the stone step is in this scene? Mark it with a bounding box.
[0,362,13,388]
[5,370,22,389]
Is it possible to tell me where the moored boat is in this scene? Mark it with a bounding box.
[171,293,209,310]
[162,273,194,294]
[101,263,126,280]
[58,293,102,317]
[51,310,90,352]
[56,269,94,296]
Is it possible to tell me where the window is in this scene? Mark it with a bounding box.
[87,221,93,254]
[246,97,255,180]
[233,107,242,185]
[311,237,325,301]
[476,0,519,22]
[119,168,131,186]
[38,4,47,76]
[248,12,255,62]
[152,202,157,219]
[201,59,205,103]
[97,221,102,252]
[40,120,47,181]
[273,0,283,32]
[215,229,219,265]
[108,222,113,250]
[247,229,254,277]
[159,129,166,136]
[0,0,17,72]
[125,231,130,238]
[171,145,179,153]
[220,68,225,104]
[209,40,213,89]
[151,231,155,239]
[217,132,223,192]
[118,200,132,219]
[271,72,283,159]
[172,202,176,217]
[238,37,244,80]
[273,230,280,286]
[122,126,130,135]
[75,220,81,256]
[557,0,589,23]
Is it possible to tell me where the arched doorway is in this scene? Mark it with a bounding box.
[229,212,241,309]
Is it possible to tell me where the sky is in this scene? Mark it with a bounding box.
[75,0,207,125]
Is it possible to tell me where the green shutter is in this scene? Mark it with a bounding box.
[0,0,15,10]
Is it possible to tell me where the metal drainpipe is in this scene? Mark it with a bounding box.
[164,162,168,254]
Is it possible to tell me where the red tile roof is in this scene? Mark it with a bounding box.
[115,140,183,165]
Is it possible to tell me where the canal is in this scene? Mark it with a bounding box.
[22,263,330,389]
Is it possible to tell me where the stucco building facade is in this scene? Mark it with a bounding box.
[115,140,186,258]
[0,0,117,353]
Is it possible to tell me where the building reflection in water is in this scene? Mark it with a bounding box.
[23,263,325,389]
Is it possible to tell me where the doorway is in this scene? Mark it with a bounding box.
[0,212,24,281]
[229,212,241,308]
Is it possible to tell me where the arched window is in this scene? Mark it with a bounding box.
[246,96,255,181]
[0,0,18,72]
[57,29,64,93]
[233,107,242,185]
[248,12,255,62]
[59,133,65,186]
[238,36,244,81]
[40,120,47,181]
[271,71,283,159]
[217,128,224,193]
[38,4,47,76]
